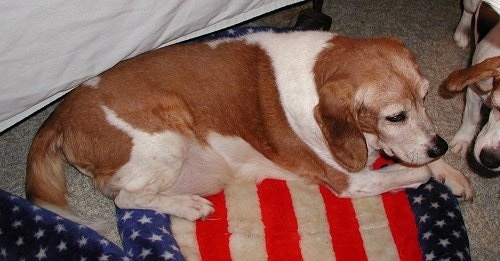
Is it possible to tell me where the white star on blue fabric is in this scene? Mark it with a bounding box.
[419,213,430,223]
[129,230,141,240]
[161,251,175,260]
[35,247,47,260]
[139,248,152,259]
[78,236,88,247]
[422,231,433,240]
[440,193,450,201]
[34,229,45,239]
[12,220,22,228]
[425,250,436,261]
[57,241,67,252]
[138,215,152,224]
[149,233,163,242]
[121,211,134,221]
[54,223,66,233]
[438,238,451,248]
[434,219,446,228]
[413,194,425,204]
[15,236,24,246]
[34,215,43,223]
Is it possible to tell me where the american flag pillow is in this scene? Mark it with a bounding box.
[0,168,470,261]
[169,156,470,261]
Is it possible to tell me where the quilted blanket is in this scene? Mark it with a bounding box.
[0,27,471,261]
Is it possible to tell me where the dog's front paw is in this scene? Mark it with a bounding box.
[443,172,474,201]
[450,136,472,158]
[429,159,474,201]
[453,28,470,49]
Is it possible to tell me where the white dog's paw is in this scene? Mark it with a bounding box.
[450,136,472,158]
[453,28,470,49]
[173,195,215,221]
[453,9,474,50]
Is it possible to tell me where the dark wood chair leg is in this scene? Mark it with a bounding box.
[294,0,332,31]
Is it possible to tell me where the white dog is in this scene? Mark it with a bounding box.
[450,0,500,172]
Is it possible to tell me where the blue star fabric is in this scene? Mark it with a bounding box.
[0,178,473,261]
[116,209,184,261]
[0,189,184,261]
[0,189,127,261]
[407,179,471,261]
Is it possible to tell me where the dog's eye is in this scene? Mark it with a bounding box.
[386,112,407,123]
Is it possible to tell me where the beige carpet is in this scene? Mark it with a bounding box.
[0,0,498,260]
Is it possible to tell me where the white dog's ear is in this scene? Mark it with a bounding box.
[314,82,367,172]
[443,56,500,92]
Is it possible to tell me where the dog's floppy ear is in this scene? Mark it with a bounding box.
[314,82,367,172]
[442,56,500,93]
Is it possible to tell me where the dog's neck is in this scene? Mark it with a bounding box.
[244,31,349,171]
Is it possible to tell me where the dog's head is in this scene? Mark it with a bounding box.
[442,56,500,172]
[475,84,500,172]
[313,36,447,172]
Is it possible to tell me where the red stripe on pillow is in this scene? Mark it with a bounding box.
[320,186,368,261]
[196,192,232,261]
[257,180,302,261]
[382,192,423,261]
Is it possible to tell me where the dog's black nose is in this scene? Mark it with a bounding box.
[427,136,448,158]
[479,149,500,169]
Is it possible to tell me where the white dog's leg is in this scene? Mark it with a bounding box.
[337,164,431,198]
[450,87,483,157]
[454,0,481,49]
[427,158,474,200]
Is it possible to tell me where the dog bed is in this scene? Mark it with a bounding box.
[0,27,471,261]
[0,156,471,260]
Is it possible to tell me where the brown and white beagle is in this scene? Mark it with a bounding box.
[26,31,473,229]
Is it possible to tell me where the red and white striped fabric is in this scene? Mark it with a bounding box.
[171,177,423,261]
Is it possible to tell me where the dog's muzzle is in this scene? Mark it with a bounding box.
[479,149,500,169]
[427,136,448,158]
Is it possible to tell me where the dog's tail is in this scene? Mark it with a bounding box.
[441,56,500,94]
[25,120,69,209]
[25,120,106,231]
